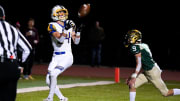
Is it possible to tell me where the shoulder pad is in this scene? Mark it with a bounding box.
[47,23,57,34]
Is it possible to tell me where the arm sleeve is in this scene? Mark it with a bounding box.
[17,31,32,62]
[135,56,142,72]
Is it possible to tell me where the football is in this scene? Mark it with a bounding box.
[78,3,91,18]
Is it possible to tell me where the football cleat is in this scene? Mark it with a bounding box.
[60,97,68,101]
[43,98,53,101]
[51,5,68,22]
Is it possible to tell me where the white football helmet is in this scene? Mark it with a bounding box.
[51,5,68,22]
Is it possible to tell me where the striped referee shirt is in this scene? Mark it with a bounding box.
[0,20,32,62]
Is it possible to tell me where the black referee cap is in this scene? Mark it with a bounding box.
[0,5,5,17]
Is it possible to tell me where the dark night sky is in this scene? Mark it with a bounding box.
[1,0,180,69]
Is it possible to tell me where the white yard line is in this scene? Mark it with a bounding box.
[146,82,180,86]
[17,81,114,94]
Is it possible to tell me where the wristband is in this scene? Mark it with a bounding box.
[131,73,137,78]
[76,32,81,36]
[74,37,80,45]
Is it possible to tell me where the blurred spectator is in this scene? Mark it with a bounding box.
[23,18,39,80]
[88,21,105,67]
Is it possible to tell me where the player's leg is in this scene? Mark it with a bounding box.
[150,77,180,96]
[54,66,70,101]
[150,66,180,97]
[47,54,72,101]
[47,68,61,100]
[44,57,58,101]
[128,73,148,101]
[146,72,180,96]
[149,76,169,96]
[47,66,68,101]
[144,65,180,97]
[46,72,65,100]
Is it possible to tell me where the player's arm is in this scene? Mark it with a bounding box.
[127,53,142,87]
[129,45,142,78]
[65,20,81,45]
[48,24,67,43]
[52,31,67,38]
[126,45,142,86]
[53,30,67,43]
[72,31,80,45]
[132,53,142,78]
[72,24,84,45]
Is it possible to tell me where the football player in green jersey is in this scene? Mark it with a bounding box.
[124,29,180,101]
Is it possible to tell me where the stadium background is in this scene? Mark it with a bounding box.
[1,0,180,70]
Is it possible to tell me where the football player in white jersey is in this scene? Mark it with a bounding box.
[44,5,81,101]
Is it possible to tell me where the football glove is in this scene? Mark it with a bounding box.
[65,20,76,30]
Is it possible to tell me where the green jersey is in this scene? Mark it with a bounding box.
[129,43,156,71]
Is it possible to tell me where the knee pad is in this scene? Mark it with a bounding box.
[49,68,62,78]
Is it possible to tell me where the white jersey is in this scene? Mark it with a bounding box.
[48,22,73,53]
[47,22,74,71]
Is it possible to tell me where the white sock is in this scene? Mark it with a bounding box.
[173,89,180,95]
[48,75,57,99]
[55,86,65,99]
[130,92,136,101]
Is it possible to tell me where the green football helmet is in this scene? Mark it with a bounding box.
[124,29,142,47]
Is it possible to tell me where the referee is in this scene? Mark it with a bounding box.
[0,5,32,101]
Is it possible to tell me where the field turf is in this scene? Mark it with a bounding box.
[16,75,180,101]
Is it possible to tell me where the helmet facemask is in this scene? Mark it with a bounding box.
[124,29,142,47]
[129,33,140,43]
[51,5,68,22]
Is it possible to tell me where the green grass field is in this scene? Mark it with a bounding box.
[16,75,180,101]
[17,75,106,89]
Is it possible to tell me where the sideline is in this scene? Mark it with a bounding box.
[17,81,114,94]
